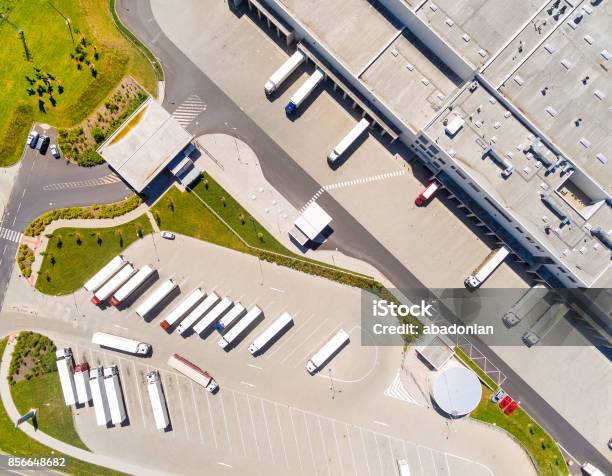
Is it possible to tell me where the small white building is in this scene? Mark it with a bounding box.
[289,202,332,247]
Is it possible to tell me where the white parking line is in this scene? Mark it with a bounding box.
[374,433,385,476]
[175,378,190,441]
[288,406,304,472]
[274,403,290,468]
[247,363,263,370]
[298,409,317,473]
[240,380,256,388]
[430,448,438,476]
[359,427,373,476]
[190,381,205,443]
[292,322,341,368]
[247,395,262,461]
[445,453,452,476]
[217,462,232,468]
[219,391,233,451]
[260,399,275,465]
[279,317,330,365]
[331,420,344,476]
[205,390,219,449]
[232,391,247,456]
[317,416,331,476]
[373,420,389,427]
[265,313,316,358]
[131,360,147,429]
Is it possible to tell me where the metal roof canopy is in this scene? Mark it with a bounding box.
[294,202,332,240]
[432,366,482,417]
[97,98,194,192]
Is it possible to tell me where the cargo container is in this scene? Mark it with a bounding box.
[160,288,205,330]
[465,246,510,289]
[136,279,177,318]
[167,354,218,393]
[103,366,126,425]
[91,264,135,305]
[327,118,370,165]
[176,292,220,335]
[74,363,92,405]
[218,305,262,349]
[92,332,151,355]
[89,367,111,426]
[146,371,170,431]
[214,303,245,333]
[306,329,350,374]
[55,348,77,406]
[83,255,125,293]
[264,51,305,95]
[285,69,325,115]
[109,265,156,306]
[248,312,293,355]
[193,297,233,336]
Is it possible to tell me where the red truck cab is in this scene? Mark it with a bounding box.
[415,179,441,206]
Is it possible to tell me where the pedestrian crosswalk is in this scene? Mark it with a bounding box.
[0,227,22,243]
[42,173,122,191]
[324,170,406,191]
[171,95,207,127]
[299,188,325,213]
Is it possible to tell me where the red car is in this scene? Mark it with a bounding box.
[499,395,512,409]
[505,401,519,415]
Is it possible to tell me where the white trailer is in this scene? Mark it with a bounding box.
[176,292,220,335]
[109,265,156,306]
[327,118,370,165]
[306,329,350,374]
[285,69,325,114]
[103,366,126,425]
[136,279,177,318]
[89,367,111,426]
[91,263,135,305]
[167,354,218,393]
[397,459,411,476]
[74,363,92,405]
[55,348,77,406]
[218,305,262,349]
[264,50,306,95]
[502,285,547,326]
[248,312,293,355]
[193,297,233,335]
[92,332,151,355]
[214,303,245,333]
[83,255,125,293]
[146,370,170,431]
[160,288,205,330]
[465,246,510,288]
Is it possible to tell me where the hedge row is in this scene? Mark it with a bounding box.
[16,244,35,279]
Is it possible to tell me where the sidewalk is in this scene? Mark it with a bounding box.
[0,337,167,476]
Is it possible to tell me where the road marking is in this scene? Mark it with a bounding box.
[217,462,233,468]
[175,378,190,440]
[219,391,233,451]
[270,287,285,293]
[172,95,207,127]
[205,388,219,449]
[299,409,318,473]
[247,363,262,370]
[260,399,276,465]
[317,416,331,476]
[279,317,330,365]
[0,227,22,243]
[231,390,247,456]
[274,403,290,468]
[299,188,325,212]
[359,427,373,476]
[190,381,205,444]
[131,360,147,429]
[323,170,406,192]
[373,420,389,427]
[445,453,452,476]
[288,406,304,472]
[113,324,128,330]
[42,173,121,191]
[384,371,421,404]
[292,322,341,368]
[240,380,256,388]
[247,395,262,461]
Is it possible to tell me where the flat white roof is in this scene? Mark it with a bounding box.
[98,98,194,192]
[294,202,332,240]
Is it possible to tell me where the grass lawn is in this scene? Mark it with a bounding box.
[471,386,568,476]
[0,0,156,166]
[36,214,152,295]
[454,346,499,390]
[0,338,127,475]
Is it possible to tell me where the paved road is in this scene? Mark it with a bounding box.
[117,1,612,472]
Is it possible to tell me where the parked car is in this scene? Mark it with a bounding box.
[161,231,175,240]
[27,131,39,148]
[505,401,519,415]
[499,395,512,409]
[36,135,50,154]
[50,144,60,158]
[491,389,506,404]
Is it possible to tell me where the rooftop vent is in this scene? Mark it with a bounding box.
[560,58,573,70]
[590,227,612,250]
[584,34,594,45]
[540,193,570,225]
[544,44,555,54]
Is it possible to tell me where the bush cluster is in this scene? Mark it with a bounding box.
[16,244,35,278]
[8,332,57,385]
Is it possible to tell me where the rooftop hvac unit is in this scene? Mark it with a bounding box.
[540,193,570,226]
[590,227,612,251]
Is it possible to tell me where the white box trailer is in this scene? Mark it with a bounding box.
[109,265,156,306]
[103,366,126,425]
[327,118,370,165]
[285,69,325,114]
[74,363,92,405]
[397,458,411,476]
[193,297,233,335]
[264,50,305,95]
[218,305,263,349]
[91,263,135,305]
[89,367,111,426]
[146,370,170,431]
[465,246,510,289]
[160,288,205,330]
[248,312,293,355]
[214,303,245,333]
[55,348,77,406]
[83,255,125,293]
[136,279,177,318]
[176,292,220,335]
[306,329,350,374]
[167,354,218,393]
[92,332,151,355]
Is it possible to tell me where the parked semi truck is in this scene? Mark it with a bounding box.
[92,332,151,355]
[136,279,177,318]
[146,370,170,431]
[397,459,411,476]
[502,285,547,327]
[415,179,441,206]
[89,367,111,426]
[160,288,205,330]
[55,348,77,406]
[74,363,92,405]
[306,329,350,374]
[109,265,156,306]
[248,312,293,355]
[218,305,262,349]
[285,69,325,115]
[103,366,127,425]
[167,354,218,393]
[464,246,510,289]
[176,292,220,335]
[83,255,125,293]
[327,118,370,165]
[193,297,233,336]
[214,303,245,332]
[91,263,135,305]
[264,50,305,95]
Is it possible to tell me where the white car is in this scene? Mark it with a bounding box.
[50,144,60,158]
[27,131,39,148]
[161,231,175,240]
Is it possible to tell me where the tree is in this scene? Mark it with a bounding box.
[220,196,226,207]
[239,214,245,225]
[95,232,102,245]
[257,232,264,242]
